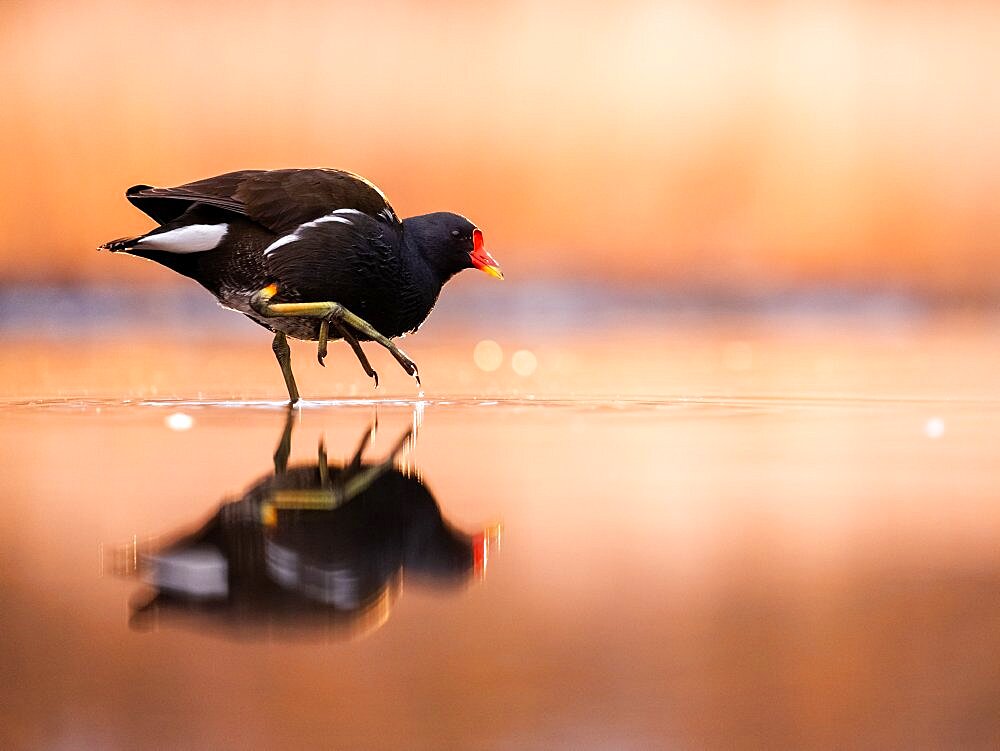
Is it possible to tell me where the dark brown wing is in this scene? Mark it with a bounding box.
[126,168,400,233]
[125,170,261,224]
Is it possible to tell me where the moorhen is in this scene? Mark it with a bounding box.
[100,168,503,402]
[117,412,500,640]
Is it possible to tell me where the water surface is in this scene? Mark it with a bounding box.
[2,325,1000,749]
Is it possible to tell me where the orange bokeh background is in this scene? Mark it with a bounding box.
[2,1,998,299]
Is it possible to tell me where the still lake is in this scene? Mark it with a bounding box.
[2,319,999,749]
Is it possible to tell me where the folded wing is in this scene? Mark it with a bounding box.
[126,168,400,234]
[263,210,399,304]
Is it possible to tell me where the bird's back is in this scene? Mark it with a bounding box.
[105,170,444,340]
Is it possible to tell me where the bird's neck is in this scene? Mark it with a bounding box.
[401,218,459,285]
[394,224,447,328]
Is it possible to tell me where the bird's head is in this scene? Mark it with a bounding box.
[403,212,504,282]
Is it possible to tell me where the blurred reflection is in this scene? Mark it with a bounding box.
[116,410,500,640]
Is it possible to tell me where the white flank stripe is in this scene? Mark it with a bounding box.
[311,216,353,226]
[263,234,299,255]
[263,212,357,256]
[145,546,229,598]
[138,224,228,253]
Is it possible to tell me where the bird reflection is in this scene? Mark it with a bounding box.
[117,409,500,640]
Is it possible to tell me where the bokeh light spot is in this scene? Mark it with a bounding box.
[166,412,194,431]
[924,417,945,439]
[473,340,503,371]
[511,349,538,377]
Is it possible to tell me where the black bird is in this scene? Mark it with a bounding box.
[117,413,500,640]
[100,168,504,402]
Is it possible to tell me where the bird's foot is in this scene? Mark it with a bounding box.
[402,359,420,387]
[317,320,330,367]
[271,331,300,404]
[254,291,420,392]
[328,319,379,387]
[387,351,419,387]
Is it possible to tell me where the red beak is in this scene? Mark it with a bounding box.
[470,229,503,280]
[471,523,502,580]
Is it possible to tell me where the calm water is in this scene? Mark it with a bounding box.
[2,323,1000,749]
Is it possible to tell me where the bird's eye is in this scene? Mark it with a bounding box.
[451,229,461,238]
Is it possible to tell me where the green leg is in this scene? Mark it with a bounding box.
[333,305,420,386]
[335,425,413,501]
[251,288,419,386]
[317,439,330,487]
[316,320,330,366]
[271,332,300,405]
[316,317,377,388]
[332,320,379,387]
[267,425,414,512]
[347,417,377,472]
[272,405,295,475]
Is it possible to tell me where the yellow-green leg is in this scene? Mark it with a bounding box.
[317,439,330,487]
[272,405,295,474]
[271,332,300,405]
[316,318,379,386]
[266,425,414,512]
[347,417,377,472]
[251,287,419,386]
[334,425,413,502]
[331,320,379,387]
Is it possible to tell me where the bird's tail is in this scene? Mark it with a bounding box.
[98,235,140,252]
[98,229,203,281]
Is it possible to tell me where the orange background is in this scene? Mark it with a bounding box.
[2,1,998,299]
